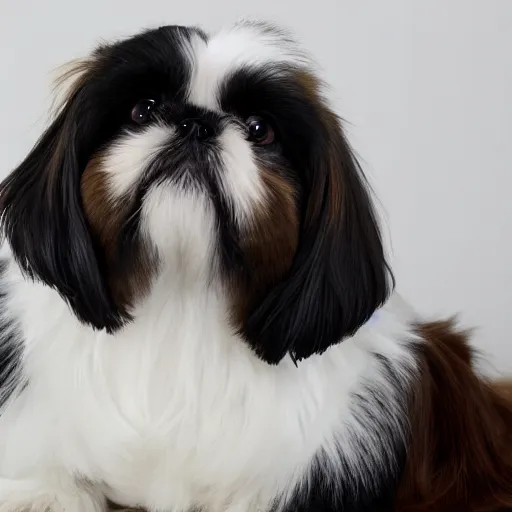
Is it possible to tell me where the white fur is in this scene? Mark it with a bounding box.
[0,240,419,511]
[185,22,309,110]
[102,123,264,230]
[0,476,105,512]
[106,125,172,199]
[142,185,216,281]
[50,57,95,118]
[217,125,265,225]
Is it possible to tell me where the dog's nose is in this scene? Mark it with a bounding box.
[178,119,215,141]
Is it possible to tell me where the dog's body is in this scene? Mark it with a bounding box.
[0,252,413,511]
[0,22,511,512]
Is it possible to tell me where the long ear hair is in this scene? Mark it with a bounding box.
[244,100,393,364]
[0,62,127,332]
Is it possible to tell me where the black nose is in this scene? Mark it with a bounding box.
[178,119,215,141]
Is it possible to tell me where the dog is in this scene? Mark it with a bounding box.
[0,21,511,512]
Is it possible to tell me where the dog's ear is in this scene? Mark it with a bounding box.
[245,99,393,364]
[0,60,128,332]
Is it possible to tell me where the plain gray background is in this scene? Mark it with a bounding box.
[1,1,511,374]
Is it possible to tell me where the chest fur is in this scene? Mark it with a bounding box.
[3,272,416,511]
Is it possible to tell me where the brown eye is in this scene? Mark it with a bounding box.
[131,99,155,125]
[246,116,275,145]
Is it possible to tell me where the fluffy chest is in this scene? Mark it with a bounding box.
[68,313,364,509]
[4,272,416,511]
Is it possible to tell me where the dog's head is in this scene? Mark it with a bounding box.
[0,22,392,363]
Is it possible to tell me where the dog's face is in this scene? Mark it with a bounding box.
[0,22,392,363]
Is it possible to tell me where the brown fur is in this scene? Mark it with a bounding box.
[230,166,299,326]
[81,156,156,311]
[81,157,125,260]
[107,500,142,511]
[397,320,512,511]
[495,379,512,399]
[294,69,344,222]
[229,70,348,331]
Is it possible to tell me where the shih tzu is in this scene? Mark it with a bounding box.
[0,21,511,512]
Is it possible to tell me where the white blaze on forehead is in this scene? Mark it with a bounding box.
[105,125,172,199]
[217,125,265,226]
[185,22,308,110]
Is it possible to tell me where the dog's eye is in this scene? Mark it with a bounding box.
[131,99,156,125]
[246,116,275,145]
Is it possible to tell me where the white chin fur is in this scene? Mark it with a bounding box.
[142,185,216,280]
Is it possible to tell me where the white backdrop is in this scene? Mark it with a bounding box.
[1,1,511,374]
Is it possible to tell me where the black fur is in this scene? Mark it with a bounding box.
[221,67,393,364]
[0,26,199,333]
[275,354,409,512]
[0,261,24,410]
